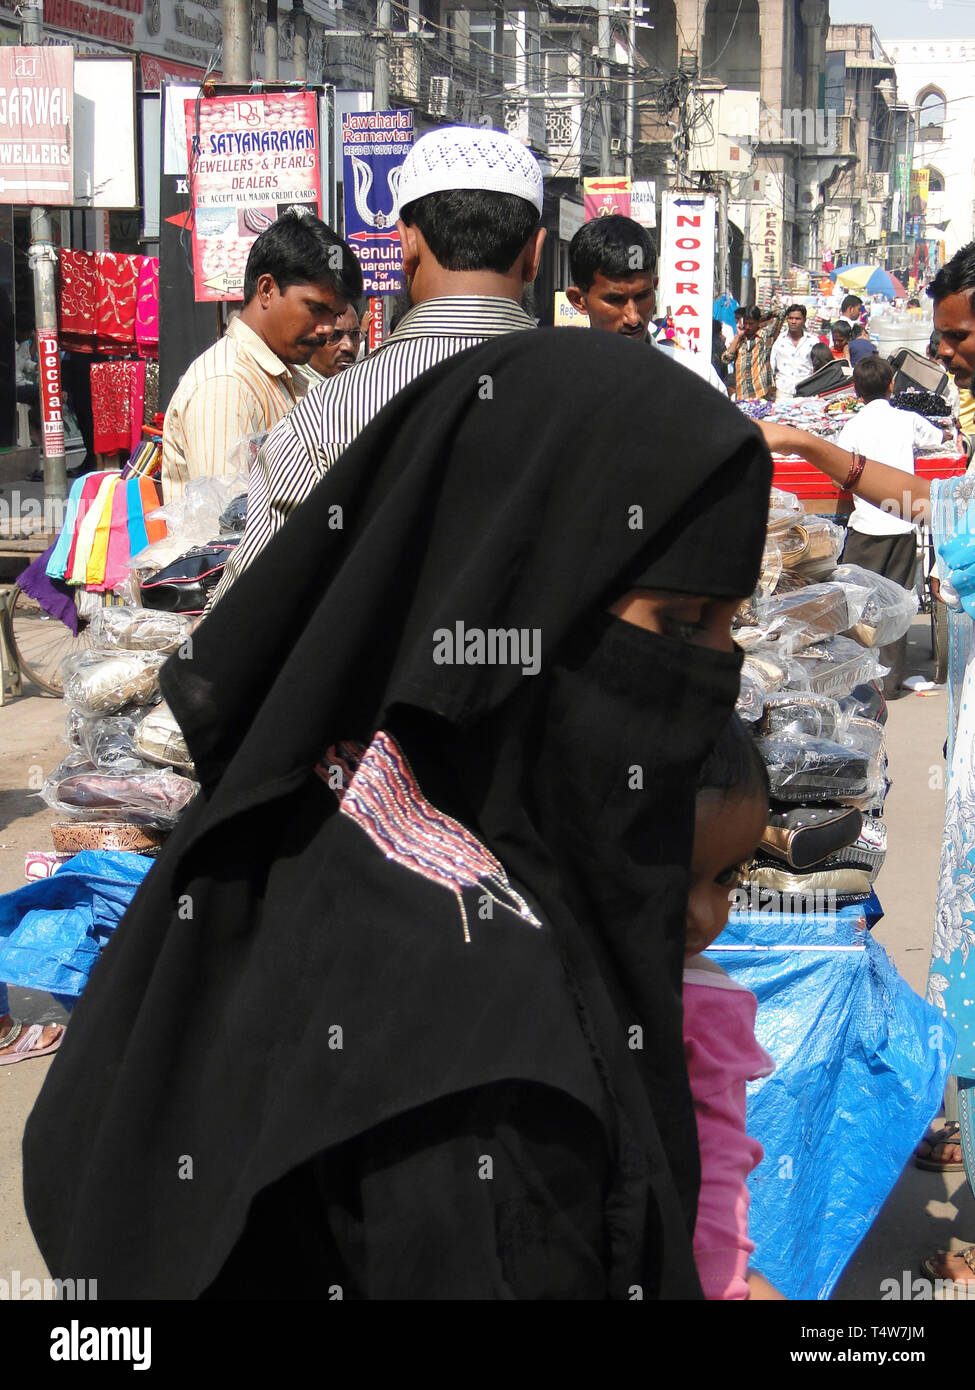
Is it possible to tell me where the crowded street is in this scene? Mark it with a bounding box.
[6,0,975,1360]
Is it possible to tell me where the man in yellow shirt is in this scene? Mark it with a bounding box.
[162,213,362,502]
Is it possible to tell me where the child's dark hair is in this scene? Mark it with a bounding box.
[697,714,770,802]
[809,342,833,371]
[853,354,894,402]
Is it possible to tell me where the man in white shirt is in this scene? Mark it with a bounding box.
[770,304,818,398]
[836,354,947,695]
[566,215,726,391]
[838,293,865,330]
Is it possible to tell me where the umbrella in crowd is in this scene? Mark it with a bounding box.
[829,264,908,301]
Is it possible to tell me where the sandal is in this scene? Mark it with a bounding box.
[0,1020,65,1065]
[915,1121,965,1172]
[921,1246,975,1299]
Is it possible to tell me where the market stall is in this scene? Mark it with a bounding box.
[745,391,969,514]
[710,482,954,1298]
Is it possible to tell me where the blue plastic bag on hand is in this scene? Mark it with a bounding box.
[939,529,975,620]
[709,904,953,1301]
[0,850,152,996]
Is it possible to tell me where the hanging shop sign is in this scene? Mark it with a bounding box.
[73,55,137,208]
[757,202,782,280]
[37,328,65,457]
[630,179,656,229]
[910,167,929,217]
[0,45,73,204]
[657,191,716,350]
[367,295,385,350]
[553,290,588,327]
[342,109,413,296]
[583,176,630,221]
[558,196,584,243]
[184,90,324,302]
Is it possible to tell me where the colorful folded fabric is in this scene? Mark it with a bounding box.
[143,361,159,422]
[59,249,98,352]
[46,474,90,580]
[69,474,117,586]
[136,258,159,358]
[125,477,150,557]
[91,361,138,455]
[95,252,142,353]
[129,360,147,454]
[100,478,136,593]
[62,473,106,581]
[139,477,166,543]
[86,476,120,588]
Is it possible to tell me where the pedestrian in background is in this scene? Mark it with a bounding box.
[161,213,362,503]
[770,303,818,398]
[721,304,783,400]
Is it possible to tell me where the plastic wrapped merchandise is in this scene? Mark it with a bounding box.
[758,537,783,599]
[757,692,844,741]
[754,729,882,808]
[89,606,194,654]
[787,518,846,583]
[785,636,887,701]
[736,650,795,722]
[61,650,165,716]
[755,582,870,648]
[135,702,194,774]
[78,714,148,774]
[832,564,920,648]
[743,861,874,905]
[734,614,810,654]
[770,516,844,580]
[817,816,887,879]
[64,706,86,752]
[736,668,767,723]
[127,472,249,578]
[41,756,198,828]
[837,680,888,726]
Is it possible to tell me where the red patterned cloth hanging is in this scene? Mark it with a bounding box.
[60,250,98,352]
[95,253,143,353]
[135,257,159,359]
[91,361,137,455]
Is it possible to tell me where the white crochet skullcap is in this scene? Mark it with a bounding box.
[395,126,544,217]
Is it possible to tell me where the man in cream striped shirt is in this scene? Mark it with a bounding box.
[161,214,362,503]
[207,127,546,608]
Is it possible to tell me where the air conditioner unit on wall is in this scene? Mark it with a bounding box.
[428,76,456,119]
[868,172,889,199]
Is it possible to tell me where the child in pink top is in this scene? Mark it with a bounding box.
[684,714,783,1300]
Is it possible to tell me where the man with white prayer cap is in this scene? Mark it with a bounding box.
[208,126,546,607]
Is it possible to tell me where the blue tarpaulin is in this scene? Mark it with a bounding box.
[0,850,152,997]
[709,904,953,1300]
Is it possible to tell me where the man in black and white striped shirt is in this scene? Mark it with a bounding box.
[208,127,546,608]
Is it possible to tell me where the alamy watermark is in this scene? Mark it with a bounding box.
[432,622,541,677]
[0,1268,96,1300]
[723,103,838,153]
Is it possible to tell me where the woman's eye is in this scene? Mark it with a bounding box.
[665,618,703,641]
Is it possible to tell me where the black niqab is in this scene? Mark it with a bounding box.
[24,329,771,1298]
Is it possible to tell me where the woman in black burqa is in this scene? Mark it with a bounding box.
[24,329,771,1300]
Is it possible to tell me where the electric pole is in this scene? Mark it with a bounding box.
[374,0,391,110]
[221,0,251,83]
[265,0,278,81]
[598,0,612,175]
[625,0,635,180]
[293,0,307,81]
[20,0,66,515]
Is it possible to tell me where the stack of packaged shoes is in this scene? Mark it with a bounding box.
[41,607,198,857]
[736,489,917,911]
